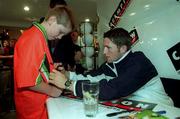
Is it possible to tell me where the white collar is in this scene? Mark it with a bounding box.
[113,50,131,64]
[105,50,131,76]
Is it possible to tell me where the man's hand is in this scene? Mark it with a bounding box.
[54,62,62,69]
[54,62,66,74]
[49,69,68,89]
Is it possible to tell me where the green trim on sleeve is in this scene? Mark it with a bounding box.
[36,74,43,85]
[35,54,50,84]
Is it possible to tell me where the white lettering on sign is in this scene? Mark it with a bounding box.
[136,103,149,109]
[172,51,180,60]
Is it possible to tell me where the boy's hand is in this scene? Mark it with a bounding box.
[49,69,67,89]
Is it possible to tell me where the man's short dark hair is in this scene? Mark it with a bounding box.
[104,28,132,50]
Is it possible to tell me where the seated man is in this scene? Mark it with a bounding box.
[49,28,174,106]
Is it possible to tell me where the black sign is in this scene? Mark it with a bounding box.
[167,42,180,72]
[101,98,157,111]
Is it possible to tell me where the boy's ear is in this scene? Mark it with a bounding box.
[47,16,57,25]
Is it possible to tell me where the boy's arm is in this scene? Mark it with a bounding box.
[29,80,62,97]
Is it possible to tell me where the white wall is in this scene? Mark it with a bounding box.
[97,0,180,79]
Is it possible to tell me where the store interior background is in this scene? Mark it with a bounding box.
[0,1,180,118]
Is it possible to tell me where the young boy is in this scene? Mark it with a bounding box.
[14,6,74,119]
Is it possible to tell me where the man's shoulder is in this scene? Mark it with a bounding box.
[130,51,153,66]
[130,51,147,59]
[132,51,144,56]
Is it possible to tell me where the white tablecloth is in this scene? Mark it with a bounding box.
[46,97,180,119]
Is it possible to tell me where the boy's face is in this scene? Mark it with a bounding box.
[47,17,72,40]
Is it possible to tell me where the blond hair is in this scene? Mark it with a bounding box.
[45,5,75,30]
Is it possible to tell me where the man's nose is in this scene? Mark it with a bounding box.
[103,48,107,55]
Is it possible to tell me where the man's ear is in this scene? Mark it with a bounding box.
[47,16,57,25]
[120,45,128,53]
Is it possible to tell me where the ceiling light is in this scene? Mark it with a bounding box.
[152,37,158,41]
[144,4,150,8]
[145,20,155,25]
[144,4,150,10]
[20,30,24,34]
[24,6,30,11]
[85,18,90,22]
[129,12,136,16]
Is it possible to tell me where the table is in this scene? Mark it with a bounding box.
[46,97,180,119]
